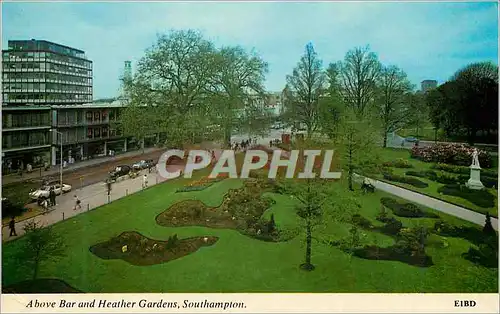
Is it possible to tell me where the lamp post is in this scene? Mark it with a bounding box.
[50,129,63,187]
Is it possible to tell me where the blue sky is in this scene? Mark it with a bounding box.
[2,1,498,99]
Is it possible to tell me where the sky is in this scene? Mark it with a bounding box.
[2,1,498,99]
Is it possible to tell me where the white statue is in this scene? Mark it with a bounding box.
[472,149,480,167]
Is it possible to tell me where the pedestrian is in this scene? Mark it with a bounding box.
[41,198,49,213]
[401,139,405,147]
[73,195,81,210]
[27,163,32,173]
[9,217,17,237]
[49,187,56,207]
[7,160,12,174]
[106,180,112,196]
[142,174,148,189]
[44,161,49,171]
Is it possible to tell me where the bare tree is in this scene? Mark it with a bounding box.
[376,65,413,147]
[337,46,382,117]
[285,43,327,138]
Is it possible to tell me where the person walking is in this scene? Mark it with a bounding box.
[9,217,17,237]
[142,174,148,189]
[49,187,56,207]
[73,195,81,210]
[106,180,112,196]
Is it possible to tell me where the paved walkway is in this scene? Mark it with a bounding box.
[1,147,162,185]
[354,174,498,230]
[2,165,183,242]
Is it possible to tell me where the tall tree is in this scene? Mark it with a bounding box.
[121,30,217,147]
[451,62,499,144]
[285,43,327,138]
[335,107,380,191]
[15,221,65,280]
[405,92,429,138]
[209,46,269,146]
[318,63,344,139]
[376,65,412,147]
[337,46,382,117]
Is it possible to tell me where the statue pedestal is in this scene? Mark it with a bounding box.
[465,164,484,190]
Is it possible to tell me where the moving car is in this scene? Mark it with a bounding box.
[109,165,132,181]
[29,182,72,201]
[405,136,419,143]
[132,159,156,170]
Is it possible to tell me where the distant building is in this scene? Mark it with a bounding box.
[421,80,438,93]
[2,39,93,106]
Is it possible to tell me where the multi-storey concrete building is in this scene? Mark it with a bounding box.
[0,40,136,172]
[2,101,132,171]
[421,80,438,93]
[2,39,93,105]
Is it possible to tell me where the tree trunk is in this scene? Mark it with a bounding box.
[434,127,438,143]
[33,260,39,280]
[224,127,232,148]
[348,150,354,191]
[300,221,315,271]
[383,133,388,148]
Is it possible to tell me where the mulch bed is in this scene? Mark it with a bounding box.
[157,179,283,242]
[89,231,218,266]
[2,278,82,293]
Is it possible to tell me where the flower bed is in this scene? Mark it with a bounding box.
[411,144,493,168]
[176,176,227,193]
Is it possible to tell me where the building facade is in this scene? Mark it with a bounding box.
[1,101,132,171]
[2,39,93,105]
[421,80,438,93]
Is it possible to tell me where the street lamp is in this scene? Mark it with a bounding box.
[50,129,63,188]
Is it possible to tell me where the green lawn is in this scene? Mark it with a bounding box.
[2,173,497,293]
[377,148,498,217]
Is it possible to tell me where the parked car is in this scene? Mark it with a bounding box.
[132,159,154,170]
[405,136,419,143]
[109,165,132,181]
[29,182,72,201]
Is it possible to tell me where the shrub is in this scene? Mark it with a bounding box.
[166,234,179,249]
[406,170,459,185]
[382,158,414,169]
[463,244,498,268]
[380,197,438,218]
[351,214,373,229]
[379,217,403,236]
[383,174,429,188]
[433,220,495,247]
[437,184,495,208]
[394,227,429,258]
[411,144,492,168]
[1,198,27,219]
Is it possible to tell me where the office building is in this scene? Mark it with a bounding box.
[421,80,438,93]
[2,39,93,106]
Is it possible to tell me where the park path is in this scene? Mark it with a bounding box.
[354,174,498,230]
[2,165,184,242]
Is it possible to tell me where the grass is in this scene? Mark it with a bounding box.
[2,171,497,293]
[1,204,44,227]
[377,148,498,217]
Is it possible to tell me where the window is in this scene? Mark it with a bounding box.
[87,128,93,139]
[94,128,100,138]
[86,112,93,123]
